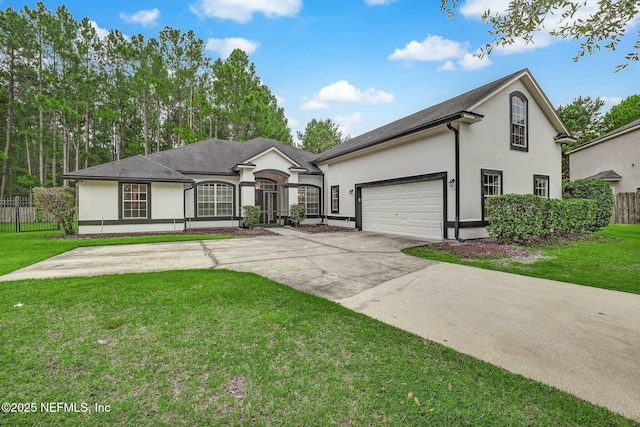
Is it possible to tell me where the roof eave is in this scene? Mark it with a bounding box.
[315,111,481,164]
[63,175,194,184]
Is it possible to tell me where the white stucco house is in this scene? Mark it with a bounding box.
[567,118,640,195]
[64,68,574,239]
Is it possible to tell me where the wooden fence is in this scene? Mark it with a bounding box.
[614,192,640,224]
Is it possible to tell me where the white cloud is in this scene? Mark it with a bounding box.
[205,37,260,59]
[438,60,456,71]
[365,0,398,5]
[190,0,301,23]
[90,21,110,39]
[119,8,160,27]
[390,34,491,71]
[316,80,394,104]
[459,0,510,18]
[458,51,492,70]
[301,81,393,110]
[300,100,330,110]
[287,115,299,127]
[601,96,623,106]
[334,112,363,137]
[389,35,468,61]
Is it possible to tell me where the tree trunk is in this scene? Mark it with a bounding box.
[84,107,90,169]
[1,52,15,199]
[143,94,149,155]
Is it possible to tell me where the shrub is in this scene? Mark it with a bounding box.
[242,205,262,229]
[289,204,307,227]
[563,179,613,230]
[33,187,76,234]
[486,195,546,243]
[486,194,598,243]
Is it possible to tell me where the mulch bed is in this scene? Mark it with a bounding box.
[427,239,535,260]
[295,224,354,234]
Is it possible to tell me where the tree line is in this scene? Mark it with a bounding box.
[0,3,294,198]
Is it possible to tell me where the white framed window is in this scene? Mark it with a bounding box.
[197,183,233,217]
[482,169,503,220]
[511,92,528,151]
[122,183,148,219]
[331,186,339,213]
[298,185,319,215]
[534,175,549,198]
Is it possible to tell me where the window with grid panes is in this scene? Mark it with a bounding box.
[330,186,339,213]
[482,170,502,220]
[122,183,148,219]
[197,183,233,217]
[298,185,319,215]
[534,175,549,198]
[511,93,528,150]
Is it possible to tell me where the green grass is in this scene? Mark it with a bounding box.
[404,224,640,295]
[0,230,234,276]
[0,270,633,426]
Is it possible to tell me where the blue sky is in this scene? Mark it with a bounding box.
[3,0,639,141]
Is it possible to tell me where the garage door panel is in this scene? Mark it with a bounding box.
[361,180,443,240]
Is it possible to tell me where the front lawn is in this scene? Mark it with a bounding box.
[404,224,640,295]
[0,230,235,276]
[0,270,633,426]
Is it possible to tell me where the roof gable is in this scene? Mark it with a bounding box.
[243,146,303,169]
[314,69,572,163]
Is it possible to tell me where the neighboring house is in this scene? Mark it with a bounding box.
[567,118,640,195]
[64,68,574,239]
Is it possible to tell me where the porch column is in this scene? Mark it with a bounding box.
[236,165,256,218]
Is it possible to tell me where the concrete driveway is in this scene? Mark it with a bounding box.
[1,231,639,421]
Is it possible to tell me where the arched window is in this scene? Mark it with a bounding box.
[298,185,319,216]
[510,92,528,151]
[197,182,233,217]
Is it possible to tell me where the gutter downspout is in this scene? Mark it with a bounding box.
[446,121,464,242]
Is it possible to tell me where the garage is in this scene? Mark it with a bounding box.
[359,178,445,240]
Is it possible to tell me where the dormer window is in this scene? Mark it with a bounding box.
[510,92,528,151]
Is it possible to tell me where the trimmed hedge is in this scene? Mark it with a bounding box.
[563,178,613,230]
[486,195,597,243]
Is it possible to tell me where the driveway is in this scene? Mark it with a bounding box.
[1,231,639,421]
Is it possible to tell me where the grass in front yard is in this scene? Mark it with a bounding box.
[0,270,633,426]
[404,224,640,294]
[0,230,234,276]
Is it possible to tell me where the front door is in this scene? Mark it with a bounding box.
[255,179,278,225]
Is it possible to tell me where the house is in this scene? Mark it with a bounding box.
[64,68,574,239]
[567,118,640,195]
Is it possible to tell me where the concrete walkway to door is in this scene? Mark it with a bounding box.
[1,231,639,420]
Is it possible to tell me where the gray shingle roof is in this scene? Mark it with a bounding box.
[148,138,321,175]
[588,170,622,181]
[63,155,193,182]
[64,138,321,182]
[313,69,528,163]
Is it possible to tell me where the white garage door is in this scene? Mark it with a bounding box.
[361,180,444,240]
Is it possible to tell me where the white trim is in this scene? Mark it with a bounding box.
[243,147,302,168]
